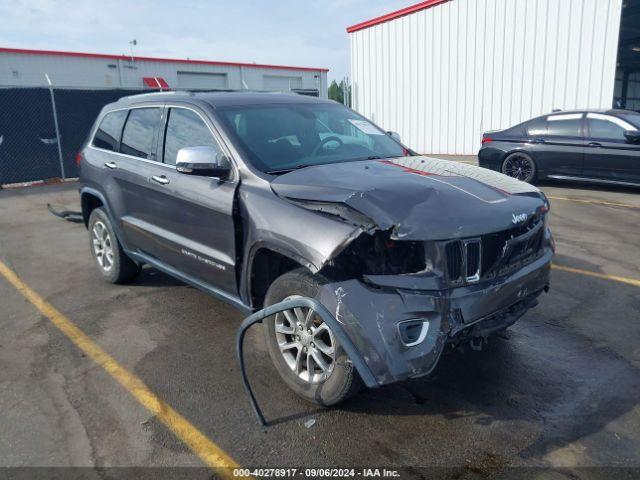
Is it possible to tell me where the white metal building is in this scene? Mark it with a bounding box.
[348,0,640,154]
[0,47,328,97]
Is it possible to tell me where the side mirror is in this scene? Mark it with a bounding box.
[387,131,401,143]
[624,130,640,145]
[176,146,231,178]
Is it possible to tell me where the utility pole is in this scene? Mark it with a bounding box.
[343,76,350,107]
[45,73,65,180]
[129,39,137,63]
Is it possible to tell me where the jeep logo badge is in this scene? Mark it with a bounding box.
[512,213,528,224]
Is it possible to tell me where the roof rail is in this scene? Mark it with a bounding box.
[118,89,316,102]
[118,90,185,101]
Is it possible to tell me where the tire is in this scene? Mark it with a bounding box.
[88,207,141,284]
[501,152,537,183]
[263,268,362,406]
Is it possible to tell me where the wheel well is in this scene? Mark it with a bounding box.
[250,248,304,309]
[81,193,103,227]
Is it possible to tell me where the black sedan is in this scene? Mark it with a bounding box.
[478,110,640,186]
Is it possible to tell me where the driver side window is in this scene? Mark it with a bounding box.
[163,108,222,165]
[587,114,630,141]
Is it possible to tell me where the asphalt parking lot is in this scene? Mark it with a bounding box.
[1,160,640,479]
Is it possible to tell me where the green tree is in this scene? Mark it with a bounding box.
[328,79,351,107]
[328,80,344,104]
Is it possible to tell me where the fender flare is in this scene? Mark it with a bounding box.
[79,187,130,251]
[241,240,318,308]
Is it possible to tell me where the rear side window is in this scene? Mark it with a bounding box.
[527,114,583,138]
[92,110,127,151]
[163,108,223,165]
[120,108,161,159]
[527,117,547,137]
[547,114,582,137]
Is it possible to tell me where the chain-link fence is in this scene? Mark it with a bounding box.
[0,87,144,185]
[0,86,321,186]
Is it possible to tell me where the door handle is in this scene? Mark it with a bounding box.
[104,161,117,169]
[151,175,170,185]
[532,138,545,144]
[588,142,602,148]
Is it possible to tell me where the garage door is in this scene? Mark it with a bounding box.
[263,75,303,90]
[177,72,228,89]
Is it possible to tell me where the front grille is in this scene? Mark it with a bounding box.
[464,239,481,281]
[444,216,545,285]
[445,241,463,282]
[445,238,481,284]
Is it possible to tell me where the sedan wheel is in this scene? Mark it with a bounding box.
[502,153,536,183]
[274,299,336,384]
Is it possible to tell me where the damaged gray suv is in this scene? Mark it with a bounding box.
[79,91,554,405]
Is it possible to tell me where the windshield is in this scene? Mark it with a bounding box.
[215,102,406,173]
[619,112,640,129]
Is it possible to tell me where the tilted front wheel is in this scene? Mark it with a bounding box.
[274,302,336,383]
[501,152,537,183]
[263,268,362,406]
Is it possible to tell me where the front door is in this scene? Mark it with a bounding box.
[583,113,640,184]
[144,105,239,296]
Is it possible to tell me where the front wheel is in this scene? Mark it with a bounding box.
[501,152,537,183]
[263,268,362,406]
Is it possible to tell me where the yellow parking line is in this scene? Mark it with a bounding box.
[547,195,640,210]
[552,264,640,288]
[0,260,242,479]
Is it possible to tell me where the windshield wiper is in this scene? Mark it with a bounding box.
[267,155,407,174]
[266,164,314,175]
[350,155,402,162]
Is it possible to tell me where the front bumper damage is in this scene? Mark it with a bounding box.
[238,248,552,425]
[315,248,553,386]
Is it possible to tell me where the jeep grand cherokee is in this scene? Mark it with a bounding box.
[79,91,554,405]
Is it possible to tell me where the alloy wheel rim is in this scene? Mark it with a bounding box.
[92,221,114,272]
[503,155,534,181]
[274,296,336,383]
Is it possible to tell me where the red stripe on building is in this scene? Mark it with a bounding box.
[0,47,329,72]
[346,0,451,33]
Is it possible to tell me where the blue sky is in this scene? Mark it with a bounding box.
[0,0,417,82]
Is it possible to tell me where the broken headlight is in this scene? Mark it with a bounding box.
[323,230,427,278]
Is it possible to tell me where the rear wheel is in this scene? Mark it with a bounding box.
[501,152,537,183]
[88,208,141,284]
[263,268,362,406]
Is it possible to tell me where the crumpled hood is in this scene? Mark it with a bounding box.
[271,156,547,240]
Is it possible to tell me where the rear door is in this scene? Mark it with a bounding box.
[526,113,586,177]
[145,105,239,295]
[107,105,173,258]
[583,113,640,183]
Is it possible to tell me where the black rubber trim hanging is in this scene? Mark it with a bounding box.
[236,296,379,426]
[47,203,83,223]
